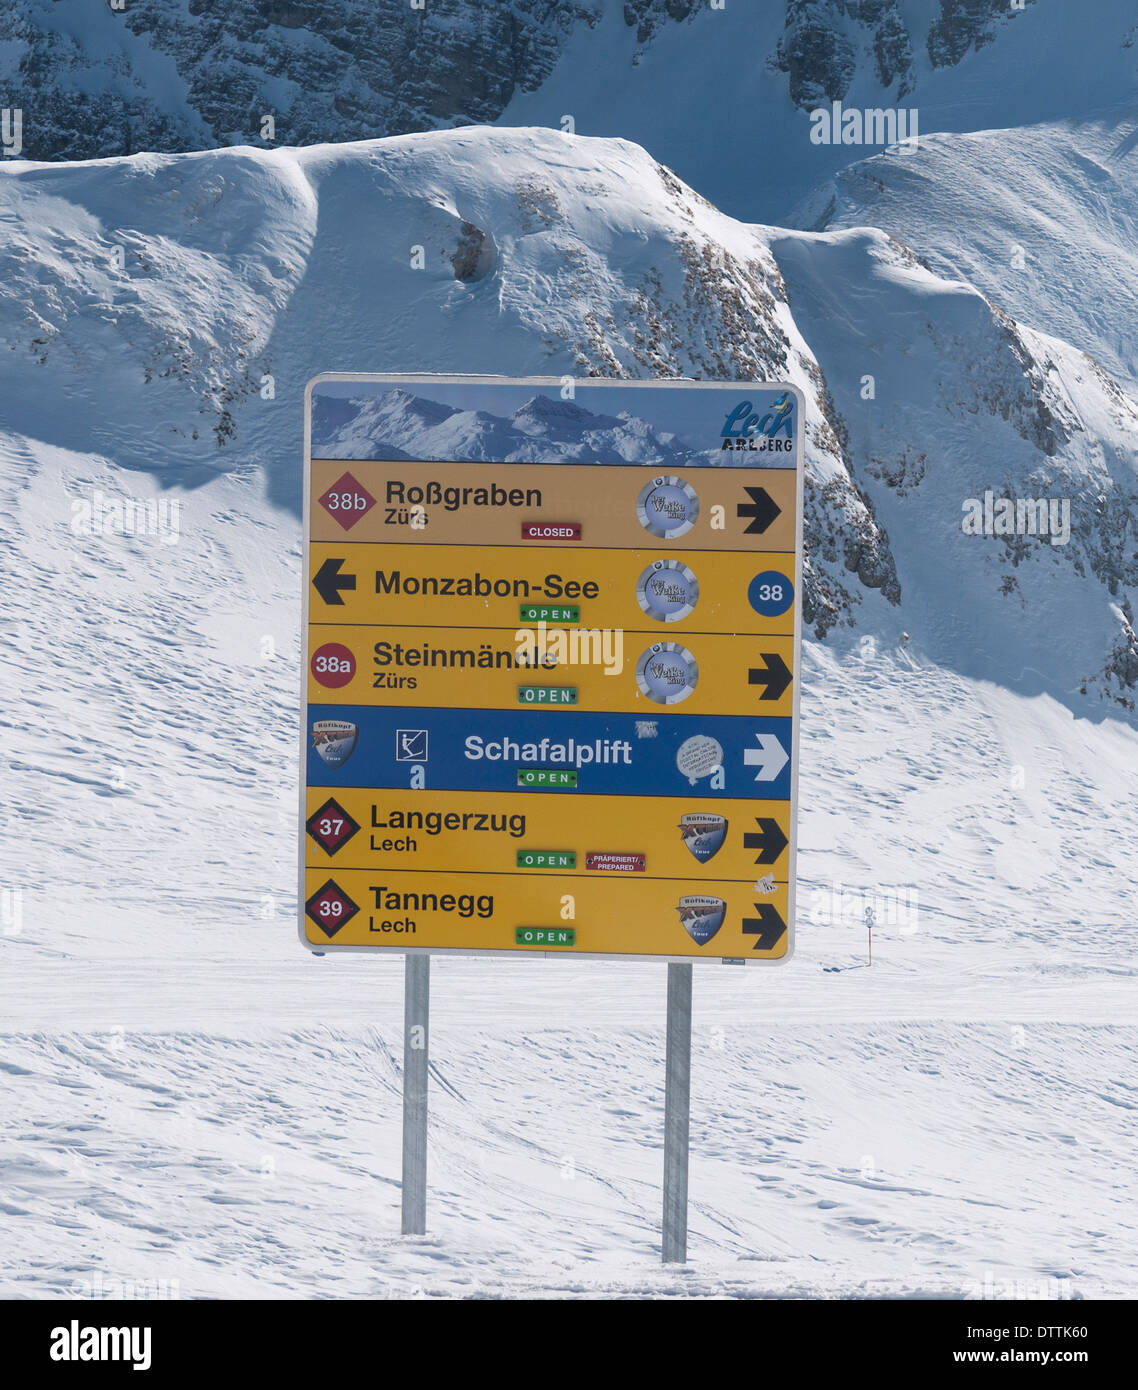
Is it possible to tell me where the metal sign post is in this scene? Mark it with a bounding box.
[662,962,693,1263]
[401,953,430,1235]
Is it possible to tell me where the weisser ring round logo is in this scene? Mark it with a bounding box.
[636,475,699,539]
[636,559,699,622]
[635,641,699,705]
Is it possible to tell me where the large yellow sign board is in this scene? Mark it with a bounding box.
[300,375,803,962]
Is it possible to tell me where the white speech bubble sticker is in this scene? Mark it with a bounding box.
[675,734,724,785]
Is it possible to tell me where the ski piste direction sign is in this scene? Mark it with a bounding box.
[299,375,803,962]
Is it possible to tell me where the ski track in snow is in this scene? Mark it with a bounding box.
[1,1025,1134,1300]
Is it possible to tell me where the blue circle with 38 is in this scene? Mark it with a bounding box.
[748,571,794,617]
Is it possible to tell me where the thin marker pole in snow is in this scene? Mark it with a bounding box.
[662,961,692,1263]
[866,905,875,967]
[401,953,430,1235]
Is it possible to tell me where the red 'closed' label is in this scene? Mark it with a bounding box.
[522,522,581,540]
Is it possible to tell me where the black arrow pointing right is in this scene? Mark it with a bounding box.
[737,486,781,535]
[743,818,788,865]
[748,652,792,701]
[313,557,356,606]
[742,903,787,951]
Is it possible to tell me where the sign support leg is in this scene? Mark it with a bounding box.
[662,961,692,1263]
[401,952,430,1236]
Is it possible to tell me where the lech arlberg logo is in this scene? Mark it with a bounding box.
[636,641,698,705]
[636,559,699,622]
[677,895,726,946]
[636,475,699,539]
[678,813,727,863]
[720,392,795,441]
[675,734,723,785]
[311,719,358,768]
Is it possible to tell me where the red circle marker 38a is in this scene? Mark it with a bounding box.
[311,642,356,689]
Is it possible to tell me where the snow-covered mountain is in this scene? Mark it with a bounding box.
[2,127,1135,702]
[5,0,1136,221]
[0,128,893,646]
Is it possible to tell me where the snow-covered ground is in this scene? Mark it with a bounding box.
[1,436,1135,1299]
[1,125,1136,1298]
[4,1021,1133,1300]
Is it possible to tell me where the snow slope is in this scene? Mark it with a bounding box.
[1,429,1136,1298]
[1,128,895,643]
[769,224,1138,704]
[791,103,1138,395]
[1,128,1137,1298]
[3,1023,1134,1300]
[3,128,1136,696]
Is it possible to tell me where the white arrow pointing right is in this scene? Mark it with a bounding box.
[743,733,789,782]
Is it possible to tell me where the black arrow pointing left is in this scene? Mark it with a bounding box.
[313,557,356,606]
[748,652,792,701]
[742,903,787,951]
